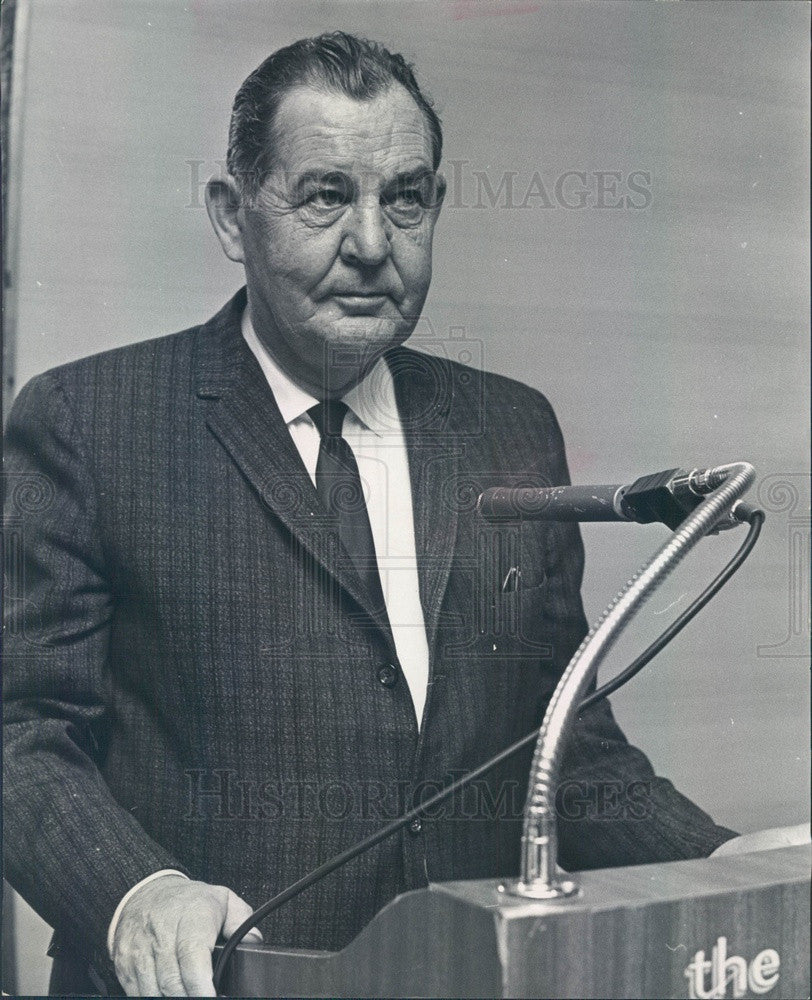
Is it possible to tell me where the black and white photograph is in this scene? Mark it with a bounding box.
[1,1,809,996]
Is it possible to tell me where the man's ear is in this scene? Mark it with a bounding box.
[205,175,245,263]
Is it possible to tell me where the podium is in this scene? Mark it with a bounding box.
[217,843,809,999]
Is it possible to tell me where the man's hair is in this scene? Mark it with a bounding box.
[226,31,443,200]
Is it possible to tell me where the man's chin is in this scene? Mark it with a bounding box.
[313,319,413,391]
[324,316,412,351]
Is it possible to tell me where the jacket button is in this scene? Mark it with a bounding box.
[377,663,399,687]
[408,818,423,835]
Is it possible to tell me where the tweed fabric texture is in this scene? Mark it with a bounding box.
[3,289,735,991]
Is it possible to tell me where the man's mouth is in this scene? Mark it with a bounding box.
[331,292,391,312]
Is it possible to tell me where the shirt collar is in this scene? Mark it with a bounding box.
[241,308,395,437]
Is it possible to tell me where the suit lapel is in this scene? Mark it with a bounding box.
[194,290,394,645]
[388,347,461,659]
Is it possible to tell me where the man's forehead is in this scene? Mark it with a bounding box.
[270,83,434,176]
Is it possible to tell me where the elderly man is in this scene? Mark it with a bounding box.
[4,32,740,997]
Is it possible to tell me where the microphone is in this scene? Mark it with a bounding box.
[477,466,753,530]
[477,483,630,522]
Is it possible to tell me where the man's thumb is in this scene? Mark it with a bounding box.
[222,889,264,943]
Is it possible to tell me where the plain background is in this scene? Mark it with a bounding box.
[4,1,809,993]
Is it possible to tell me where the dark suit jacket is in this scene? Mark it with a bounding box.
[3,288,734,991]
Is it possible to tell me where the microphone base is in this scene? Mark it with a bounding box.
[498,877,580,900]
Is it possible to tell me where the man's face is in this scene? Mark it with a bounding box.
[235,83,444,395]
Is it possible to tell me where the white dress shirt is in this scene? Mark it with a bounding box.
[108,313,431,957]
[242,309,430,727]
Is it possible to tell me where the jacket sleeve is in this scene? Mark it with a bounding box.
[3,372,189,975]
[525,390,738,868]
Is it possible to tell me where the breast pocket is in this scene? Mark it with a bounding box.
[519,576,555,657]
[492,572,551,657]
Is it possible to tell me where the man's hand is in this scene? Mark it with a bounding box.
[112,874,262,997]
[710,822,810,858]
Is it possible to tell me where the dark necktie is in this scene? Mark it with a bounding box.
[308,400,388,619]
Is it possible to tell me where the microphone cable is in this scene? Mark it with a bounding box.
[213,507,764,994]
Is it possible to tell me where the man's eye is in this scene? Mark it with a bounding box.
[388,187,425,211]
[383,187,427,226]
[384,177,438,222]
[393,188,421,206]
[308,187,349,209]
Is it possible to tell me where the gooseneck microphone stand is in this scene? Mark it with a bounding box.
[501,461,755,898]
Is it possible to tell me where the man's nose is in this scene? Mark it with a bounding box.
[339,201,391,267]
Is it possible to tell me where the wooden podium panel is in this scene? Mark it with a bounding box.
[217,844,810,999]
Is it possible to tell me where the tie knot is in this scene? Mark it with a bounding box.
[309,400,349,438]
